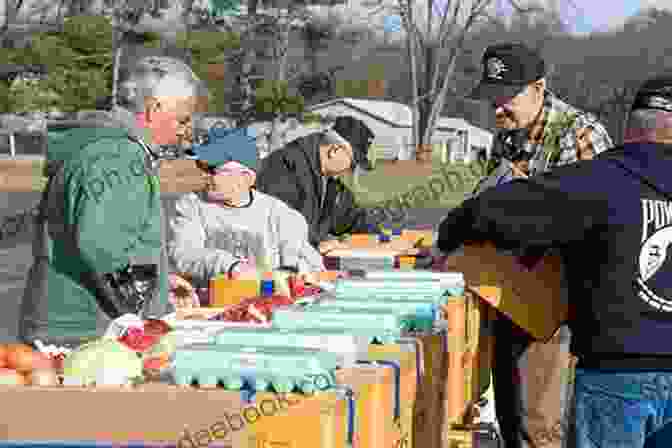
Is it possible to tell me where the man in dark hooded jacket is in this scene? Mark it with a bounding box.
[256,115,394,254]
[436,74,672,448]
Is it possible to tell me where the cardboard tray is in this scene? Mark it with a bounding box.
[0,384,350,448]
[448,242,569,342]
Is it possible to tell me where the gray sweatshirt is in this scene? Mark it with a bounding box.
[168,190,325,286]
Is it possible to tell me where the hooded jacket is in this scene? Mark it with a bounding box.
[256,133,374,246]
[437,142,672,369]
[19,108,172,346]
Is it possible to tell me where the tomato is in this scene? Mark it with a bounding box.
[0,344,7,366]
[144,319,172,337]
[119,331,159,352]
[143,357,167,371]
[6,344,37,373]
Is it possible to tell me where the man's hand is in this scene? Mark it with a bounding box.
[382,238,421,255]
[511,161,529,178]
[576,127,595,160]
[319,239,347,255]
[168,273,199,309]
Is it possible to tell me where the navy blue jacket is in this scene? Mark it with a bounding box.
[437,143,672,369]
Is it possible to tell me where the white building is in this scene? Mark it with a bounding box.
[434,117,493,164]
[305,98,493,164]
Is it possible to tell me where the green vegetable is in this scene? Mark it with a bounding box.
[62,338,142,386]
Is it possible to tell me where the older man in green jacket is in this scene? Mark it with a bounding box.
[19,56,206,347]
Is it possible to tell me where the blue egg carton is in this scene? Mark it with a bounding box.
[171,344,339,394]
[213,327,370,367]
[272,306,411,343]
[310,298,437,332]
[335,278,463,303]
[359,270,465,286]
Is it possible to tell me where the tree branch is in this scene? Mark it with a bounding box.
[424,0,482,142]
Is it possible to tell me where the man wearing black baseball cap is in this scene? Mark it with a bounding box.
[462,43,613,448]
[468,42,613,194]
[256,115,403,255]
[437,73,672,448]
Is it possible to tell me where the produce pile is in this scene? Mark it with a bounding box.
[209,295,296,323]
[208,284,323,323]
[0,343,61,386]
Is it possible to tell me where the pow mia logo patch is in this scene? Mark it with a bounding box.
[486,58,508,80]
[637,199,672,312]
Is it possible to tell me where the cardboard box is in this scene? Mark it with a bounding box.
[209,278,260,307]
[411,332,447,448]
[249,391,350,448]
[336,364,401,448]
[441,295,489,428]
[0,384,351,448]
[449,242,569,342]
[368,342,419,448]
[0,383,250,447]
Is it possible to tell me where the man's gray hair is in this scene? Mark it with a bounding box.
[117,56,207,112]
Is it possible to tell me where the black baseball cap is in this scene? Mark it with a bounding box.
[631,74,672,113]
[332,116,375,170]
[468,43,546,102]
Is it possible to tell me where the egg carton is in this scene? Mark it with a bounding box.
[312,297,438,331]
[312,305,434,333]
[213,327,370,367]
[357,270,465,286]
[172,344,339,394]
[272,306,411,343]
[335,278,464,300]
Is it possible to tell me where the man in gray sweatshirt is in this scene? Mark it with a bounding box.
[169,127,325,287]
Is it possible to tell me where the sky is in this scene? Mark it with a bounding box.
[374,0,672,35]
[1,0,671,36]
[546,0,662,34]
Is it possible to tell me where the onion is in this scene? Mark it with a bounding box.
[6,344,36,372]
[0,368,26,386]
[28,369,59,387]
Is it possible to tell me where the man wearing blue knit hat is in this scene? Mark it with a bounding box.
[169,126,324,285]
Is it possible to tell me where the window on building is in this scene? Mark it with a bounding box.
[0,132,11,155]
[12,133,45,156]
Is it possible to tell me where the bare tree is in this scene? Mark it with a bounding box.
[1,0,27,47]
[103,0,170,109]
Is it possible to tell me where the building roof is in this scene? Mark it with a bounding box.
[435,117,472,130]
[307,98,413,127]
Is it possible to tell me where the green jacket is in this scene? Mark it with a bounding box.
[19,115,172,346]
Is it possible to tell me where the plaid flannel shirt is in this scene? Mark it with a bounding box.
[525,91,614,175]
[470,92,614,198]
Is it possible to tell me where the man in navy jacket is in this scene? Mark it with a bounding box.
[437,75,672,447]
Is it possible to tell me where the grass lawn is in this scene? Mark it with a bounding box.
[340,162,486,210]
